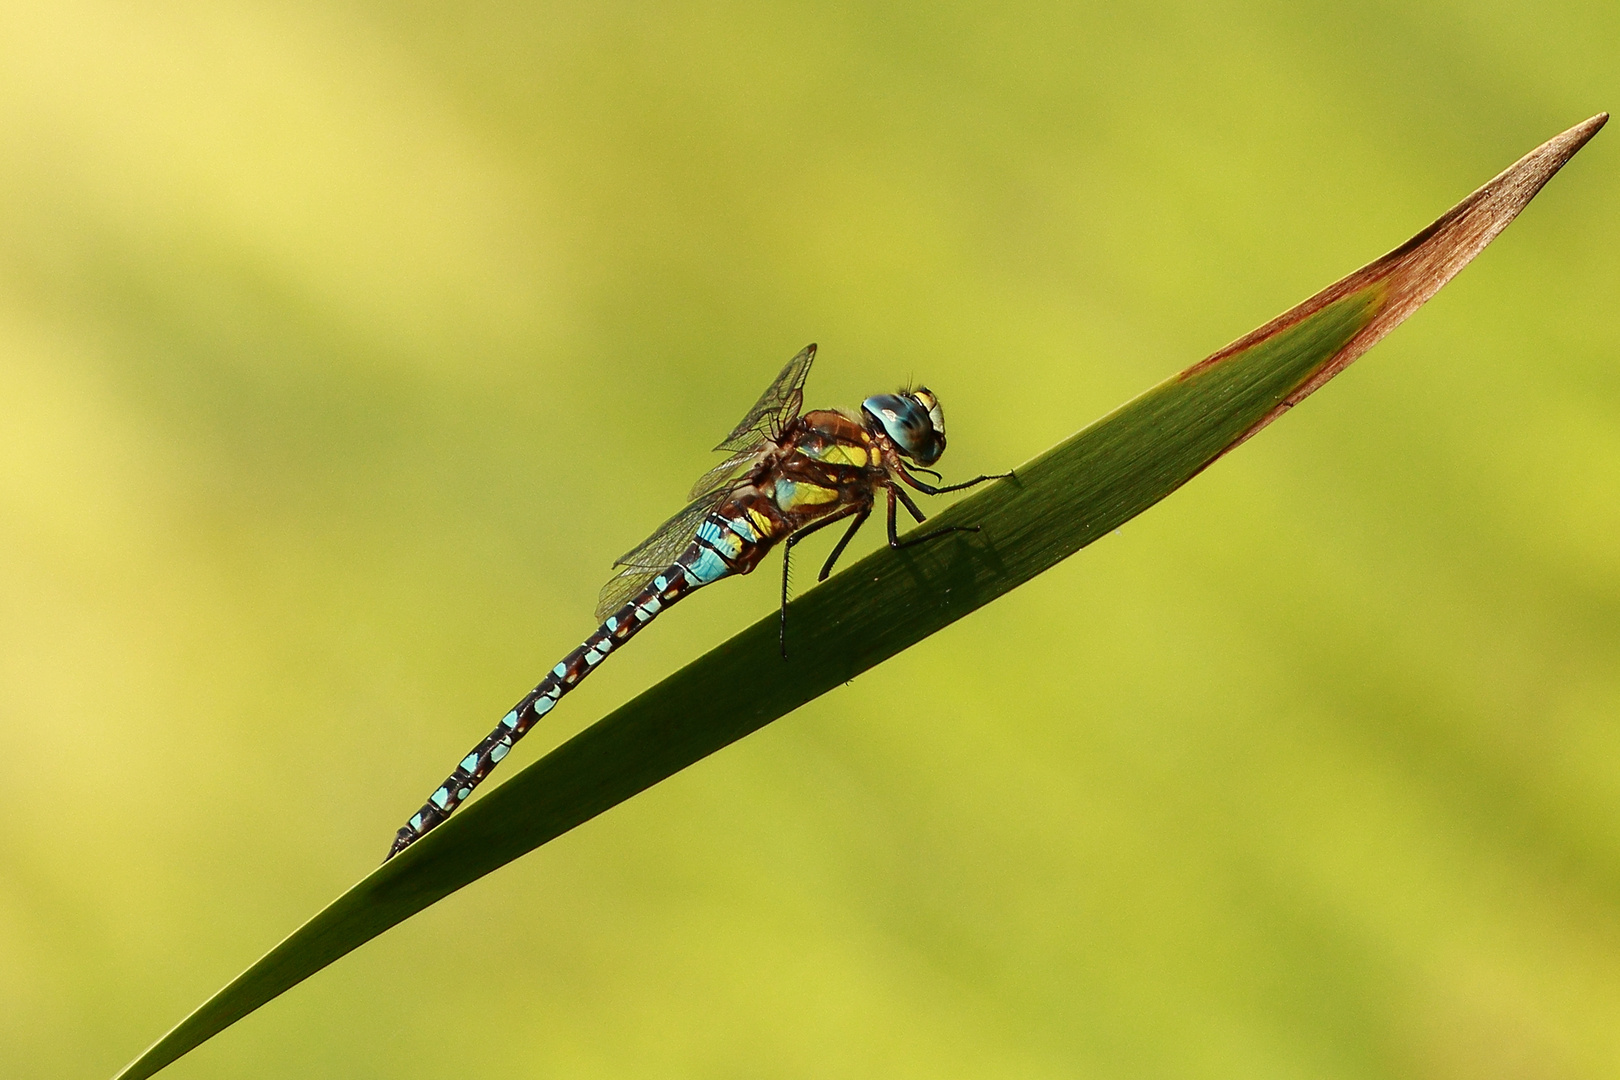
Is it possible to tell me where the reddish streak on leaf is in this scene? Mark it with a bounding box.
[1183,112,1608,459]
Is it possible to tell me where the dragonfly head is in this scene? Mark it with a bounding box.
[862,388,946,466]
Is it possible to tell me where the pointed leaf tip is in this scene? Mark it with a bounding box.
[1189,112,1606,454]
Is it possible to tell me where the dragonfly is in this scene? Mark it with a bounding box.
[386,343,1010,860]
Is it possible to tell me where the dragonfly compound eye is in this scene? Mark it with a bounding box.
[862,391,947,465]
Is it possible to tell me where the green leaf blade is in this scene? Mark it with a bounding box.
[114,113,1605,1080]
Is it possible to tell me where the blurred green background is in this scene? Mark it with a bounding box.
[1,2,1616,1077]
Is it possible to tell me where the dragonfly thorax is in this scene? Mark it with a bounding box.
[861,388,946,466]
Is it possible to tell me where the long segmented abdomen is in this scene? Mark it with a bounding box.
[385,512,768,860]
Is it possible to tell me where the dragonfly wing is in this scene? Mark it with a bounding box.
[595,490,727,618]
[597,344,813,618]
[687,446,763,500]
[714,343,815,452]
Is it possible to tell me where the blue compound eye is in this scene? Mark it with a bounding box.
[862,391,946,465]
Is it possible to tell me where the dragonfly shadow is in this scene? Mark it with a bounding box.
[885,523,1009,625]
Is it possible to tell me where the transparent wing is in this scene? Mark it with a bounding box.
[596,345,814,618]
[595,490,727,618]
[714,343,816,452]
[687,447,762,501]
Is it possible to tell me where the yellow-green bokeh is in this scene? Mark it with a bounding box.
[2,2,1616,1077]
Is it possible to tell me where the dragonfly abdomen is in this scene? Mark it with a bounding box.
[690,502,780,580]
[385,508,777,860]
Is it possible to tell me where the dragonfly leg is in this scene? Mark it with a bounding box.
[887,485,981,549]
[894,484,928,524]
[898,466,1015,495]
[780,503,865,658]
[817,504,872,582]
